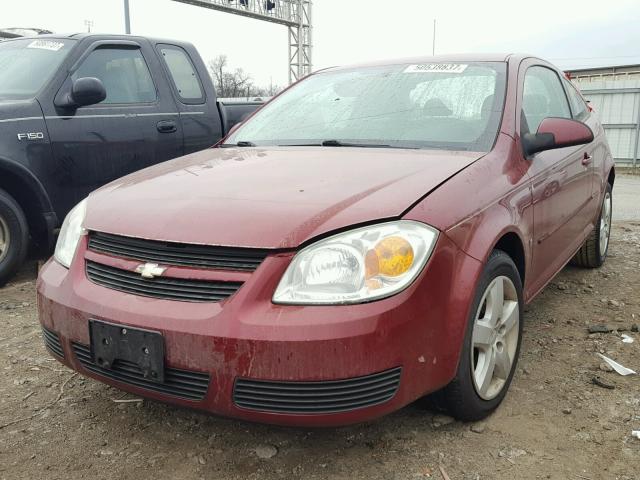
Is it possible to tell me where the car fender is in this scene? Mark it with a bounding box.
[0,155,57,242]
[0,156,53,212]
[415,221,530,378]
[405,133,534,298]
[446,211,530,279]
[602,153,615,194]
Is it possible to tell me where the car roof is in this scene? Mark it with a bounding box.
[322,53,544,73]
[7,32,194,47]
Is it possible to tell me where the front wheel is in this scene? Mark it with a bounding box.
[0,188,29,287]
[572,183,612,268]
[439,250,523,421]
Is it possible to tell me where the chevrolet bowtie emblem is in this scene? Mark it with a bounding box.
[135,263,167,279]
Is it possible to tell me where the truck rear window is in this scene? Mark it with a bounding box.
[158,44,204,104]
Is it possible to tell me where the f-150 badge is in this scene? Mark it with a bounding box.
[17,132,44,141]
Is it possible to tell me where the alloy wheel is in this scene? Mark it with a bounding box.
[599,191,612,257]
[0,214,9,263]
[470,275,520,400]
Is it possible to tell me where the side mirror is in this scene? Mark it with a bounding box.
[522,117,594,157]
[57,77,107,109]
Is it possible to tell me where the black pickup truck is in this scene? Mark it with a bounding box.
[0,34,261,284]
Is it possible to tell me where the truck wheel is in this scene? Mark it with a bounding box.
[437,250,523,421]
[571,183,612,268]
[0,188,29,287]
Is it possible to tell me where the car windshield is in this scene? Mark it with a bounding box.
[225,61,507,151]
[0,38,75,100]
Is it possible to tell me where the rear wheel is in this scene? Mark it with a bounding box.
[0,188,29,287]
[438,250,523,421]
[572,183,612,268]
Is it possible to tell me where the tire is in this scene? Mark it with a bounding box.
[438,250,524,421]
[572,183,612,268]
[0,188,29,287]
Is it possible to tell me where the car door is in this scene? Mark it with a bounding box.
[521,63,594,292]
[562,77,603,211]
[155,42,223,154]
[43,39,183,216]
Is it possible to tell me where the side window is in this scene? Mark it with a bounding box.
[522,66,571,133]
[158,44,204,104]
[563,79,589,121]
[72,47,156,104]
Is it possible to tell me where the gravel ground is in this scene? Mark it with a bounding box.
[1,177,639,480]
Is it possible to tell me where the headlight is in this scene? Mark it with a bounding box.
[54,198,88,268]
[273,220,439,305]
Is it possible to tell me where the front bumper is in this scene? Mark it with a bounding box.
[37,234,481,426]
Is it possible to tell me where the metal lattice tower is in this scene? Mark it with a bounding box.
[171,0,312,83]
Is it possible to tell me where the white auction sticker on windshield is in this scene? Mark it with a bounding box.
[404,64,468,74]
[27,40,65,52]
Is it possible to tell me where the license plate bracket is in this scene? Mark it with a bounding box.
[89,319,165,383]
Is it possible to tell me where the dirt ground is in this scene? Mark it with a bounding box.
[1,181,639,480]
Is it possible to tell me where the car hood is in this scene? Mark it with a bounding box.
[85,147,483,249]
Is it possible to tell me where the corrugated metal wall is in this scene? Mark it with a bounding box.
[572,72,640,166]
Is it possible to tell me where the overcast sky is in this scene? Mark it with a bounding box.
[3,0,640,86]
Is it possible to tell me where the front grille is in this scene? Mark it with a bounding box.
[233,367,402,414]
[72,342,210,401]
[88,231,270,271]
[86,260,243,302]
[42,327,64,358]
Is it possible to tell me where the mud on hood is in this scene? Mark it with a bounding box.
[85,147,483,249]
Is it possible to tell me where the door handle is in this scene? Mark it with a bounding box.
[156,120,177,133]
[581,152,593,166]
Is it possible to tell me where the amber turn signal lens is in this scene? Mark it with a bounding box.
[373,236,414,277]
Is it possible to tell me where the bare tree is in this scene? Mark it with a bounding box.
[208,54,283,99]
[208,54,252,97]
[252,80,284,97]
[228,67,252,97]
[209,54,228,95]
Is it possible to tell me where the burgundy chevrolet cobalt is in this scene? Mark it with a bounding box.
[38,54,614,426]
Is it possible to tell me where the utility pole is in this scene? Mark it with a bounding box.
[432,19,436,56]
[124,0,131,34]
[84,20,94,33]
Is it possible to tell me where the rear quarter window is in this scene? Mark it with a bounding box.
[563,79,589,121]
[158,44,204,104]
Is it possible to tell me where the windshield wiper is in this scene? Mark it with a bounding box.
[277,140,397,148]
[220,141,256,148]
[225,140,419,149]
[320,140,393,148]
